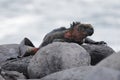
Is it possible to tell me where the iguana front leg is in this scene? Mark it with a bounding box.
[84,38,107,45]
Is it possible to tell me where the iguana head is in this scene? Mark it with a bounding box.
[70,22,94,36]
[64,22,94,42]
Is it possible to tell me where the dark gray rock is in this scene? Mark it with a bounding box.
[28,42,90,79]
[20,37,35,47]
[40,66,92,80]
[84,67,120,80]
[96,51,120,71]
[0,44,20,64]
[82,44,115,65]
[19,37,37,57]
[17,79,36,80]
[1,70,26,80]
[1,56,32,78]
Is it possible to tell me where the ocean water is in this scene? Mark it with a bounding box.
[0,0,120,51]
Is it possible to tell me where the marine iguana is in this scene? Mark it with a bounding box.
[39,22,106,48]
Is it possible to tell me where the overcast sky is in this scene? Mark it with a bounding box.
[0,0,120,51]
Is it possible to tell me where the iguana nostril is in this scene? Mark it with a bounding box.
[87,28,94,36]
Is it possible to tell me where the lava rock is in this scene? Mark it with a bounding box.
[40,66,92,80]
[82,44,115,65]
[84,67,120,80]
[1,70,26,80]
[1,56,32,78]
[0,44,20,64]
[96,51,120,71]
[0,75,5,80]
[28,42,90,78]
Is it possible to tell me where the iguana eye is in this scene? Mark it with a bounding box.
[77,24,86,31]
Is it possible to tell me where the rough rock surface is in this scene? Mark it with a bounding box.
[82,44,115,65]
[1,56,32,78]
[96,51,120,71]
[28,42,90,78]
[0,44,19,64]
[40,66,92,80]
[84,67,120,80]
